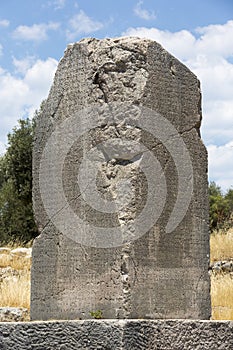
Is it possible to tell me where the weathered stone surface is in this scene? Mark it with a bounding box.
[0,320,232,349]
[123,320,233,349]
[31,37,210,320]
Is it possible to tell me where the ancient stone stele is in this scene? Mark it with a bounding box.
[31,37,210,320]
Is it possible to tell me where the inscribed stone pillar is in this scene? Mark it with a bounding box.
[31,37,210,320]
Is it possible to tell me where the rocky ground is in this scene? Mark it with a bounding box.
[0,247,31,322]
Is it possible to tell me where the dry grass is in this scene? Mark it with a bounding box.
[0,254,31,271]
[0,253,12,269]
[11,255,31,271]
[211,274,233,320]
[0,271,30,309]
[0,247,31,310]
[210,228,233,263]
[4,240,33,249]
[210,227,233,320]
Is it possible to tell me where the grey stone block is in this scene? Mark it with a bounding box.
[0,320,232,349]
[0,320,123,350]
[123,320,233,349]
[32,37,210,320]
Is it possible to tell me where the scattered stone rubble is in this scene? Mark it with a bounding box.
[0,307,29,322]
[209,259,233,275]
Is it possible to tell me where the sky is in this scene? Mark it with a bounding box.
[0,0,233,191]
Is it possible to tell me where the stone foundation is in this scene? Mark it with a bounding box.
[0,320,232,349]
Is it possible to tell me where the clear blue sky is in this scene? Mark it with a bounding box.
[0,0,233,190]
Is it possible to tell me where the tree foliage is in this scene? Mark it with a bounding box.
[209,181,233,232]
[0,119,38,244]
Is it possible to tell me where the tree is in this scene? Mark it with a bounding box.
[225,189,233,212]
[225,188,233,226]
[0,118,38,244]
[6,119,33,201]
[0,156,7,188]
[209,181,232,232]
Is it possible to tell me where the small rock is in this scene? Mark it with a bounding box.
[210,259,233,274]
[10,248,32,257]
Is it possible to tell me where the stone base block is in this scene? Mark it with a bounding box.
[0,319,232,349]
